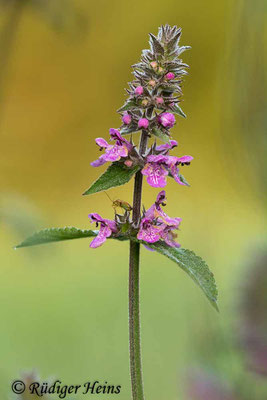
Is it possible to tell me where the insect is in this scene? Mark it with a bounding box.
[104,192,132,213]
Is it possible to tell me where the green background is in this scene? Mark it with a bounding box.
[1,0,266,399]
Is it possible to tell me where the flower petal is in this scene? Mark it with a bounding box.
[95,138,109,148]
[177,155,193,164]
[170,165,187,186]
[155,140,178,152]
[90,225,112,248]
[142,163,168,188]
[137,221,162,243]
[90,155,107,167]
[109,128,123,142]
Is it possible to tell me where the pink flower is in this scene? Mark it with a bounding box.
[158,112,176,128]
[165,72,175,80]
[91,128,133,167]
[137,191,181,247]
[142,160,168,187]
[141,153,193,188]
[155,140,178,152]
[122,113,132,125]
[135,86,144,95]
[88,213,117,248]
[137,218,162,243]
[138,118,149,129]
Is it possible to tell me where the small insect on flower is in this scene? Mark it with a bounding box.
[104,192,132,212]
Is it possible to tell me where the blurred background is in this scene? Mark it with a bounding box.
[0,0,266,399]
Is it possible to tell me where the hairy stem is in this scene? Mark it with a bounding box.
[129,130,148,400]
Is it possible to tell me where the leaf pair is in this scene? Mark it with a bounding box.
[15,227,218,311]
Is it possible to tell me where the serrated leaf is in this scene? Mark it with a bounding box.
[170,104,186,118]
[118,100,138,112]
[15,227,218,310]
[151,127,170,143]
[15,227,98,248]
[15,227,129,248]
[83,162,140,196]
[149,33,164,56]
[149,241,218,310]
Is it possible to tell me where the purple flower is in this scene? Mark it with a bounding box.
[142,153,193,188]
[142,159,168,187]
[158,112,176,128]
[138,118,149,129]
[137,191,181,247]
[137,218,163,243]
[122,113,132,125]
[135,86,144,95]
[88,213,117,248]
[155,140,178,152]
[165,72,175,80]
[91,128,132,167]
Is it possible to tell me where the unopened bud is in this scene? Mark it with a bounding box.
[165,72,175,80]
[156,97,164,105]
[124,160,133,167]
[135,86,144,95]
[148,80,156,87]
[138,118,149,129]
[122,113,131,125]
[158,67,164,73]
[150,61,158,69]
[141,99,149,107]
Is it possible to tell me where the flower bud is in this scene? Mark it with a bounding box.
[138,118,149,129]
[158,67,164,73]
[124,160,133,168]
[122,113,131,125]
[150,61,158,69]
[141,99,149,107]
[165,72,175,80]
[158,112,176,128]
[135,86,144,95]
[155,97,164,105]
[148,79,156,87]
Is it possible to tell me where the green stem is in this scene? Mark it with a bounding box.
[129,130,148,400]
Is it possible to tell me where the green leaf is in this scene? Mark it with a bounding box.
[118,100,138,112]
[149,33,164,56]
[14,227,98,248]
[151,127,170,143]
[170,103,186,118]
[149,242,218,310]
[15,227,218,310]
[15,227,129,249]
[83,162,140,196]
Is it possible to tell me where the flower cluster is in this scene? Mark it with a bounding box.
[88,191,181,248]
[89,25,191,249]
[137,191,181,247]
